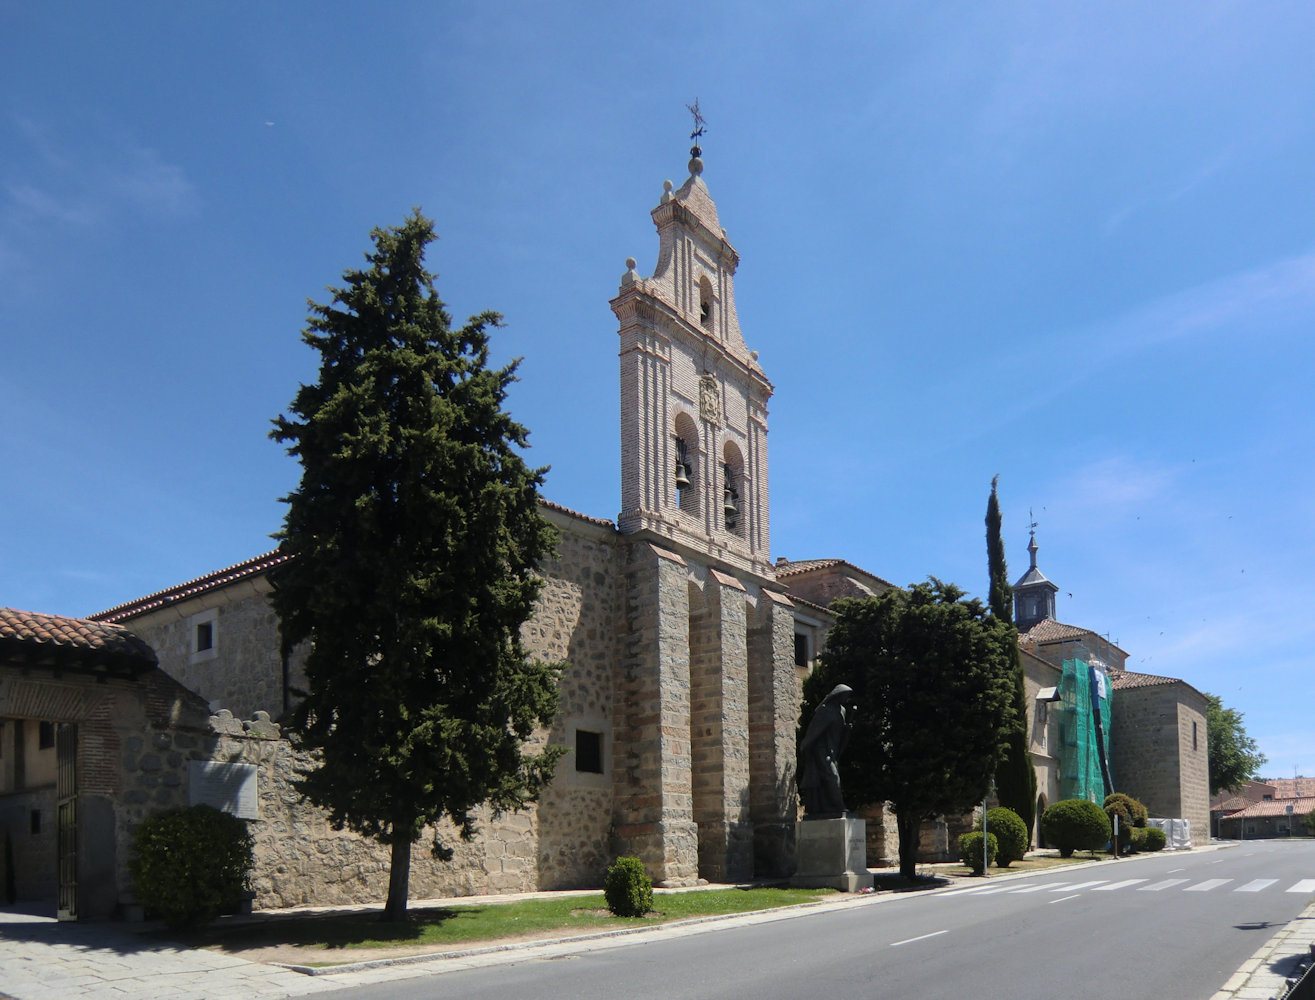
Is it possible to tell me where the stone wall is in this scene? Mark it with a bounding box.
[1111,681,1210,846]
[122,580,306,721]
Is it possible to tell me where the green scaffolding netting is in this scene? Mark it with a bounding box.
[1057,656,1113,803]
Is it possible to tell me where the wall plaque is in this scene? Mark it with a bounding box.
[188,760,259,819]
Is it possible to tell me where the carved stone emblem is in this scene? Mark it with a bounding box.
[699,374,721,425]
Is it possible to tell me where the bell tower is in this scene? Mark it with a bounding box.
[611,136,773,579]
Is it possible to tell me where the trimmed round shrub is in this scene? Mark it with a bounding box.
[1127,827,1148,854]
[1143,827,1167,852]
[979,807,1029,867]
[128,804,253,928]
[604,856,653,917]
[1103,794,1147,852]
[958,831,998,874]
[1041,798,1112,858]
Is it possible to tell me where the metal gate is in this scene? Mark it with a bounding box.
[56,723,77,921]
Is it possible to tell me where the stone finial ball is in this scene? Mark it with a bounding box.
[663,179,674,192]
[689,156,704,176]
[625,257,637,271]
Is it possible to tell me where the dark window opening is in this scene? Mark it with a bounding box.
[30,810,40,835]
[794,633,809,669]
[196,621,214,652]
[575,730,603,774]
[1192,721,1198,751]
[38,721,55,750]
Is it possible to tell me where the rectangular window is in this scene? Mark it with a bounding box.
[38,721,55,750]
[196,621,214,652]
[1192,721,1198,751]
[794,633,809,670]
[575,730,603,774]
[30,809,40,835]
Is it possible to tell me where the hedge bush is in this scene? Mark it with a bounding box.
[958,831,998,874]
[1102,793,1148,828]
[128,804,253,928]
[604,856,653,917]
[1041,798,1111,858]
[1127,827,1148,854]
[1143,827,1167,852]
[980,807,1029,867]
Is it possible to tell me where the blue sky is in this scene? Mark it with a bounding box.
[3,2,1311,779]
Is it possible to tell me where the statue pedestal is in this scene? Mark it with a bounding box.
[791,814,873,892]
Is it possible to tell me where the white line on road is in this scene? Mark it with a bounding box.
[1288,880,1315,893]
[1091,879,1148,891]
[1168,868,1185,874]
[1237,879,1278,893]
[1048,894,1080,904]
[1050,881,1108,892]
[891,930,948,947]
[1139,879,1189,891]
[1007,884,1052,893]
[1185,879,1231,892]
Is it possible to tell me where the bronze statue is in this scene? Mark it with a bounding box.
[800,684,854,817]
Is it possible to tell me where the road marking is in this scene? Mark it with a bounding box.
[1236,879,1277,893]
[1211,859,1224,864]
[1139,879,1189,891]
[1168,868,1185,874]
[1008,884,1053,893]
[1049,894,1080,904]
[1050,880,1108,892]
[1288,880,1315,893]
[891,930,948,947]
[1091,878,1148,891]
[1185,879,1231,892]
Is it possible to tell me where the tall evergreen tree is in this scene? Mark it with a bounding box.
[986,476,1037,841]
[270,211,563,921]
[801,580,1017,879]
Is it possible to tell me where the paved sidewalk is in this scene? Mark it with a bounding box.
[1210,899,1315,1000]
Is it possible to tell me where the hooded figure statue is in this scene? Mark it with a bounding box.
[799,683,854,817]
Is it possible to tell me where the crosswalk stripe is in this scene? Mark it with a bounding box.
[1237,879,1278,893]
[1051,880,1108,892]
[1008,884,1053,893]
[1184,879,1231,892]
[1092,879,1148,891]
[1139,879,1189,891]
[1287,879,1315,894]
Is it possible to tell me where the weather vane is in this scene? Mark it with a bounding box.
[1028,507,1038,536]
[686,98,707,157]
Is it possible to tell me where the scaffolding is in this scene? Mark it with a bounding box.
[1055,637,1114,803]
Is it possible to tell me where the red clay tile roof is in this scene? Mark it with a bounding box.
[1108,668,1181,690]
[773,558,895,589]
[0,607,156,675]
[1018,617,1129,657]
[1220,796,1315,819]
[91,550,290,623]
[92,498,616,625]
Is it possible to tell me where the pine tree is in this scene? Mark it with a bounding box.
[987,476,1037,842]
[270,211,563,921]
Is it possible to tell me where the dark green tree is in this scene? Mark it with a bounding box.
[801,580,1017,879]
[270,211,564,922]
[986,476,1037,841]
[1204,693,1267,796]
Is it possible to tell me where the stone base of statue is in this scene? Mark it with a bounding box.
[791,814,873,892]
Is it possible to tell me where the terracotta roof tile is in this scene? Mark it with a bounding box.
[1018,617,1128,657]
[0,607,156,674]
[91,550,290,623]
[1221,796,1315,819]
[537,497,615,530]
[1108,668,1181,690]
[773,558,895,589]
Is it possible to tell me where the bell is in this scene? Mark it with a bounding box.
[723,489,738,525]
[675,462,691,490]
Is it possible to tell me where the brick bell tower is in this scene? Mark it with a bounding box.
[606,127,799,887]
[610,137,774,580]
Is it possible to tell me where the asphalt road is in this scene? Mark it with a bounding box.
[318,841,1315,1000]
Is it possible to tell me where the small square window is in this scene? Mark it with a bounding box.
[38,721,55,750]
[575,730,603,774]
[196,621,214,652]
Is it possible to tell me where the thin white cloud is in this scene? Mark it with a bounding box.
[2,115,199,231]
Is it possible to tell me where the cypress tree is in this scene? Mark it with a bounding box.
[270,211,564,921]
[987,476,1037,842]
